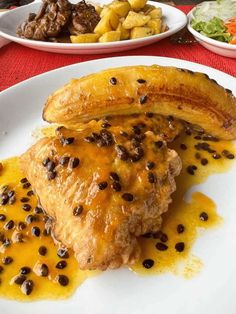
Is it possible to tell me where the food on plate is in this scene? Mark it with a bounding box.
[43,65,236,140]
[20,120,181,270]
[16,0,167,43]
[190,0,236,44]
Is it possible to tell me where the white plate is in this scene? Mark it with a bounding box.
[0,0,187,54]
[1,56,236,314]
[187,7,236,58]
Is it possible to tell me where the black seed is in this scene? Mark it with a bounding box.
[142,259,154,269]
[160,233,168,243]
[26,214,38,224]
[111,182,121,192]
[3,238,11,247]
[0,232,4,242]
[212,153,221,160]
[99,129,114,146]
[195,152,201,159]
[227,153,235,160]
[201,158,208,166]
[122,193,134,202]
[132,125,141,135]
[69,157,80,169]
[27,190,34,197]
[155,141,163,149]
[22,182,31,189]
[155,242,168,251]
[56,260,67,269]
[141,233,152,238]
[73,205,83,216]
[8,190,15,198]
[9,195,16,205]
[57,248,69,259]
[194,135,202,140]
[46,161,56,172]
[98,181,108,190]
[185,129,192,136]
[47,171,57,180]
[59,156,70,166]
[0,265,3,274]
[146,161,155,170]
[42,158,50,167]
[20,266,31,275]
[177,224,185,233]
[22,204,31,211]
[186,165,195,175]
[109,172,120,181]
[2,256,13,265]
[14,275,26,285]
[56,274,69,286]
[0,194,9,205]
[175,242,185,252]
[153,231,163,239]
[38,263,49,277]
[110,77,117,85]
[192,165,197,170]
[20,178,28,183]
[140,95,148,104]
[4,220,14,230]
[200,212,208,221]
[43,227,51,236]
[38,246,47,256]
[60,137,74,146]
[32,226,40,237]
[137,79,146,84]
[148,172,157,184]
[180,143,187,150]
[20,197,30,203]
[34,206,43,214]
[145,112,153,118]
[84,136,95,143]
[21,280,34,295]
[14,233,24,243]
[0,214,6,221]
[115,145,129,161]
[101,122,111,129]
[18,221,27,230]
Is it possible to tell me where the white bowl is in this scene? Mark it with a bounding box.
[0,0,187,54]
[187,8,236,58]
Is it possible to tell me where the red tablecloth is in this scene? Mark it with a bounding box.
[0,5,235,92]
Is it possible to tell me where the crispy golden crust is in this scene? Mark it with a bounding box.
[43,65,236,140]
[20,121,181,270]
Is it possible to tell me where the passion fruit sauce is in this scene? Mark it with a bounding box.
[0,130,235,300]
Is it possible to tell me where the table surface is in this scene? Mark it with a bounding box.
[0,5,235,92]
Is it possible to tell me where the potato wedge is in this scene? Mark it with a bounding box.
[128,0,147,11]
[122,11,150,29]
[116,22,130,40]
[109,0,131,17]
[99,30,121,42]
[147,19,162,34]
[70,33,100,43]
[149,8,162,19]
[94,10,119,34]
[130,26,153,39]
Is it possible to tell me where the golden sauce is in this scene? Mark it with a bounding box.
[0,158,97,301]
[131,132,235,276]
[0,130,235,300]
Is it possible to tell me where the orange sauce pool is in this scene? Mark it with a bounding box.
[0,130,235,300]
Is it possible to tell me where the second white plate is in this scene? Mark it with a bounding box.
[0,0,187,54]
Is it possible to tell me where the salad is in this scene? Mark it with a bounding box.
[191,0,236,44]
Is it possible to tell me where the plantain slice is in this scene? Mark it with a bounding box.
[43,65,236,140]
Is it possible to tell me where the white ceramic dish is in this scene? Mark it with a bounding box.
[1,56,236,314]
[187,7,236,58]
[0,0,187,54]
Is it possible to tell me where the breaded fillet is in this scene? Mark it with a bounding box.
[20,119,181,270]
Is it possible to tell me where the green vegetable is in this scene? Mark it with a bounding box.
[191,17,233,43]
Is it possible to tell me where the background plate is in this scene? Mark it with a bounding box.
[0,56,236,314]
[0,1,187,54]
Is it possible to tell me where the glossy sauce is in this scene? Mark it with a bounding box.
[0,127,235,300]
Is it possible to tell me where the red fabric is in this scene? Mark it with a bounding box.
[0,5,235,91]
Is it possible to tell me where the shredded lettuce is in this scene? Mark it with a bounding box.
[192,0,236,22]
[191,16,233,42]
